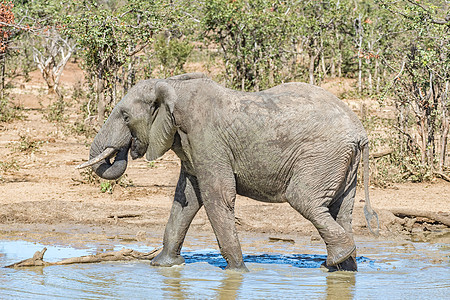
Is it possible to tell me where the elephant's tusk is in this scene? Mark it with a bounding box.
[76,147,117,169]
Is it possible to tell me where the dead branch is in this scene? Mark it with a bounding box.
[268,237,295,244]
[5,247,161,268]
[433,171,450,182]
[107,213,142,219]
[370,149,393,159]
[390,209,450,227]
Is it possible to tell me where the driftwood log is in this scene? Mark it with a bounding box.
[5,247,161,268]
[390,209,450,227]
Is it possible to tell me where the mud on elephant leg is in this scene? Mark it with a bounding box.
[286,187,356,270]
[327,177,358,271]
[321,249,357,272]
[151,169,202,267]
[307,206,356,267]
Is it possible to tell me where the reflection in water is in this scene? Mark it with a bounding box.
[326,271,356,300]
[156,265,245,300]
[158,266,186,299]
[216,272,243,300]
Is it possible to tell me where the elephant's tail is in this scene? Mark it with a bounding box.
[361,142,380,236]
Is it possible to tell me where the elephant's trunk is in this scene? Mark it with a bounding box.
[87,145,130,180]
[77,116,132,180]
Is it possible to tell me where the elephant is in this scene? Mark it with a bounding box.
[77,72,379,272]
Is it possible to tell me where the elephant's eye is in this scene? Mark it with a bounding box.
[123,112,130,123]
[151,104,158,118]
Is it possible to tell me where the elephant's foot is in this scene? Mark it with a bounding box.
[325,241,356,267]
[224,261,249,272]
[150,250,185,267]
[321,251,357,272]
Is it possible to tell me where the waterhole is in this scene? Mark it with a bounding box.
[0,236,448,299]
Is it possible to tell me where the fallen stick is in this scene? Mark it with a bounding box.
[390,209,450,227]
[107,213,142,219]
[433,171,450,182]
[5,246,161,268]
[268,237,295,244]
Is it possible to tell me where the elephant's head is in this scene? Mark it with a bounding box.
[77,79,178,180]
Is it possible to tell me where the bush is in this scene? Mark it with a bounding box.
[0,98,24,122]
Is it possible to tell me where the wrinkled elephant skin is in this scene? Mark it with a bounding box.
[79,73,378,272]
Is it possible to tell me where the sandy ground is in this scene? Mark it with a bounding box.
[0,64,449,251]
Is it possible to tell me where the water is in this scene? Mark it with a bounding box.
[0,237,449,299]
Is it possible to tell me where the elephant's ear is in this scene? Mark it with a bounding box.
[146,81,177,161]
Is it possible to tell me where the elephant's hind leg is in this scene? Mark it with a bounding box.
[286,177,356,269]
[151,167,202,267]
[325,156,359,271]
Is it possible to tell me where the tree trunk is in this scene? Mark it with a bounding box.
[356,14,363,94]
[358,54,362,94]
[439,81,449,172]
[97,76,106,124]
[375,54,380,94]
[419,116,428,167]
[0,53,6,99]
[309,54,315,85]
[320,38,327,79]
[330,58,336,78]
[439,120,449,171]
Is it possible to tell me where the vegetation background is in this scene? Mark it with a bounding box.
[1,0,449,186]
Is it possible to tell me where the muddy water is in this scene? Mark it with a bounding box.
[0,236,449,299]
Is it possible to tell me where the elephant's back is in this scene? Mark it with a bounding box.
[263,82,357,118]
[232,82,366,141]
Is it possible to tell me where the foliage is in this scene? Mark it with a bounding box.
[78,168,100,185]
[100,174,133,194]
[0,1,14,53]
[154,33,193,77]
[3,0,449,182]
[147,160,156,168]
[71,98,98,138]
[201,0,299,91]
[100,181,113,193]
[61,0,168,122]
[0,97,23,122]
[11,134,45,153]
[78,168,133,194]
[0,159,19,173]
[5,34,35,82]
[377,0,450,178]
[44,98,67,123]
[0,1,15,97]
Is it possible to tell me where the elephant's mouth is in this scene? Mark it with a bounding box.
[130,137,147,160]
[76,147,118,169]
[77,136,147,180]
[76,144,130,180]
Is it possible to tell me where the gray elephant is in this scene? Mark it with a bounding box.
[78,73,378,271]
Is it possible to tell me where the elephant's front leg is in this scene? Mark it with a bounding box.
[151,168,202,267]
[199,174,247,271]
